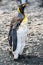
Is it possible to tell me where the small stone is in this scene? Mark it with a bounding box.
[4,60,6,64]
[0,10,3,14]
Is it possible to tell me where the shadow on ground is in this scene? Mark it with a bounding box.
[13,55,43,64]
[0,48,43,65]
